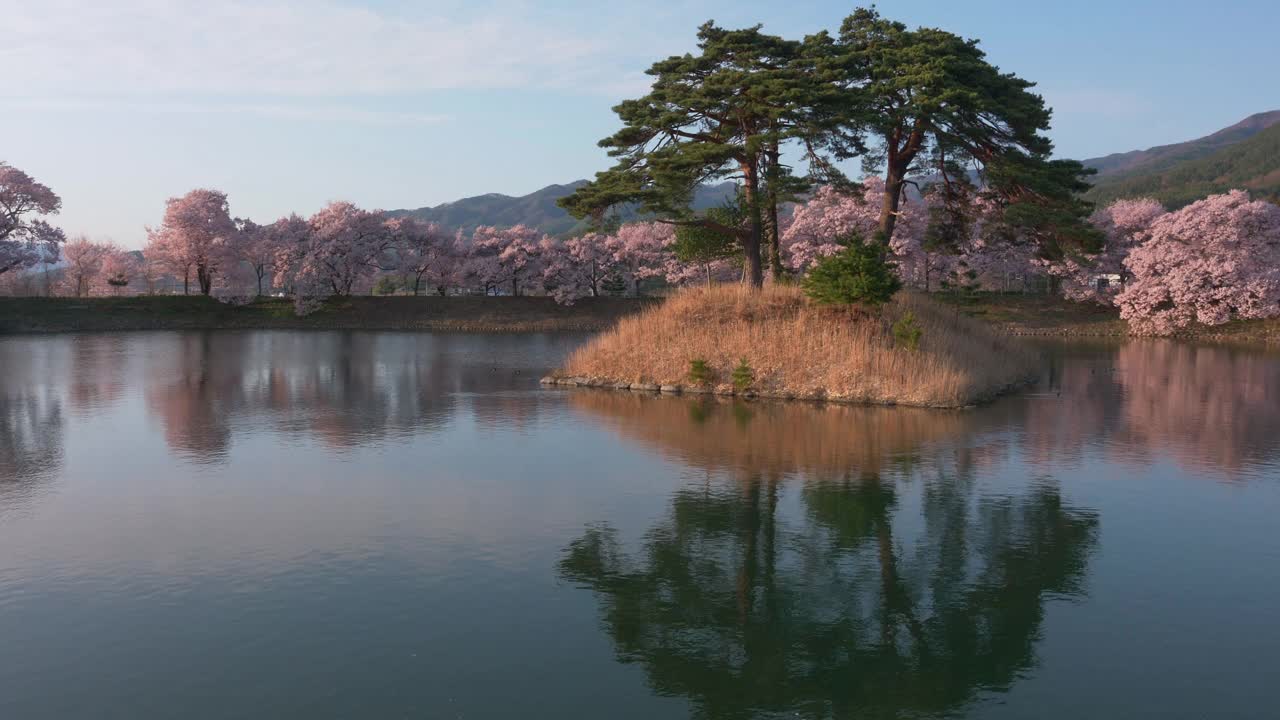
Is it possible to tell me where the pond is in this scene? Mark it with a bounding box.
[1,331,1278,719]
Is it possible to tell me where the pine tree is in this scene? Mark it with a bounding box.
[801,233,902,306]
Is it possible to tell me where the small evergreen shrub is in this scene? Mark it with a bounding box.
[801,233,901,306]
[731,358,755,393]
[688,358,712,385]
[892,310,923,351]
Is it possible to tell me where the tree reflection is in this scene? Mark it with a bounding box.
[0,387,64,488]
[146,333,242,462]
[562,469,1097,719]
[142,331,500,461]
[1113,341,1280,473]
[66,335,130,416]
[562,393,1100,719]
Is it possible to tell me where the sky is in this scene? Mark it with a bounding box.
[3,0,1278,249]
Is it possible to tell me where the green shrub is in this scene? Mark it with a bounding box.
[688,358,712,385]
[801,233,901,306]
[731,358,755,393]
[892,310,923,351]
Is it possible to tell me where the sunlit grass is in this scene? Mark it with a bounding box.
[561,284,1036,407]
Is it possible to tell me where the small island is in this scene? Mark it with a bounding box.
[544,284,1035,409]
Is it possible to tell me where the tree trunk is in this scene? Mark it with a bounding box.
[183,268,190,296]
[765,141,784,282]
[878,166,905,244]
[198,265,213,296]
[741,160,764,289]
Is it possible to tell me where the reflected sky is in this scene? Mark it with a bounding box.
[0,331,1278,719]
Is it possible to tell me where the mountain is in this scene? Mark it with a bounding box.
[1083,110,1280,181]
[1085,116,1280,208]
[389,181,739,237]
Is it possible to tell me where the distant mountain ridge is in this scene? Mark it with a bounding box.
[1083,110,1280,180]
[1084,111,1280,208]
[392,111,1280,232]
[389,181,738,237]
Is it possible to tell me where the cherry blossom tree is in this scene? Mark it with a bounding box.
[147,189,236,295]
[781,179,932,287]
[606,222,674,296]
[0,162,65,276]
[468,225,544,296]
[297,201,396,297]
[100,247,141,296]
[388,216,455,295]
[144,227,190,295]
[541,233,617,304]
[1117,190,1280,335]
[1045,198,1166,303]
[60,236,107,297]
[230,218,278,297]
[267,213,312,296]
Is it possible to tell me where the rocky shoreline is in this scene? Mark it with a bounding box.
[540,373,1036,410]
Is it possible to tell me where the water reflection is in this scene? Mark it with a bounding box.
[139,331,571,460]
[2,333,1278,479]
[0,340,65,491]
[1112,341,1280,473]
[67,335,130,416]
[561,394,1100,719]
[0,387,64,488]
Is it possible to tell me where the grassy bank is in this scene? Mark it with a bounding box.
[549,285,1036,408]
[0,295,654,334]
[935,293,1128,336]
[938,292,1280,344]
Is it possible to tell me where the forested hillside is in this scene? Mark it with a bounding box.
[1086,121,1280,207]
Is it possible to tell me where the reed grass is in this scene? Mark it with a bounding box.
[559,285,1036,408]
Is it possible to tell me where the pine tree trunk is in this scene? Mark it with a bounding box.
[765,142,784,282]
[741,161,764,289]
[878,166,904,244]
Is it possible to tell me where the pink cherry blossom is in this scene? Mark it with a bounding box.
[467,225,545,296]
[388,216,456,296]
[145,189,236,295]
[541,233,616,304]
[606,221,674,296]
[1117,191,1280,335]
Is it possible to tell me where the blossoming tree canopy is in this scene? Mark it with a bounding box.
[146,189,236,295]
[469,225,545,296]
[0,162,66,276]
[299,201,397,296]
[387,216,454,296]
[1117,191,1280,335]
[1047,198,1167,304]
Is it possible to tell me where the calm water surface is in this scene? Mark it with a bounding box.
[1,331,1279,719]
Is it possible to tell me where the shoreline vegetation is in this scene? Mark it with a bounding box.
[543,286,1037,409]
[0,295,655,334]
[4,292,1279,344]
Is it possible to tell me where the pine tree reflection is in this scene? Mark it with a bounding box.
[561,394,1099,719]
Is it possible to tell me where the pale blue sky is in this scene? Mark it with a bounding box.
[3,0,1277,248]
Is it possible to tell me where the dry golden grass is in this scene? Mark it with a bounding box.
[559,285,1036,408]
